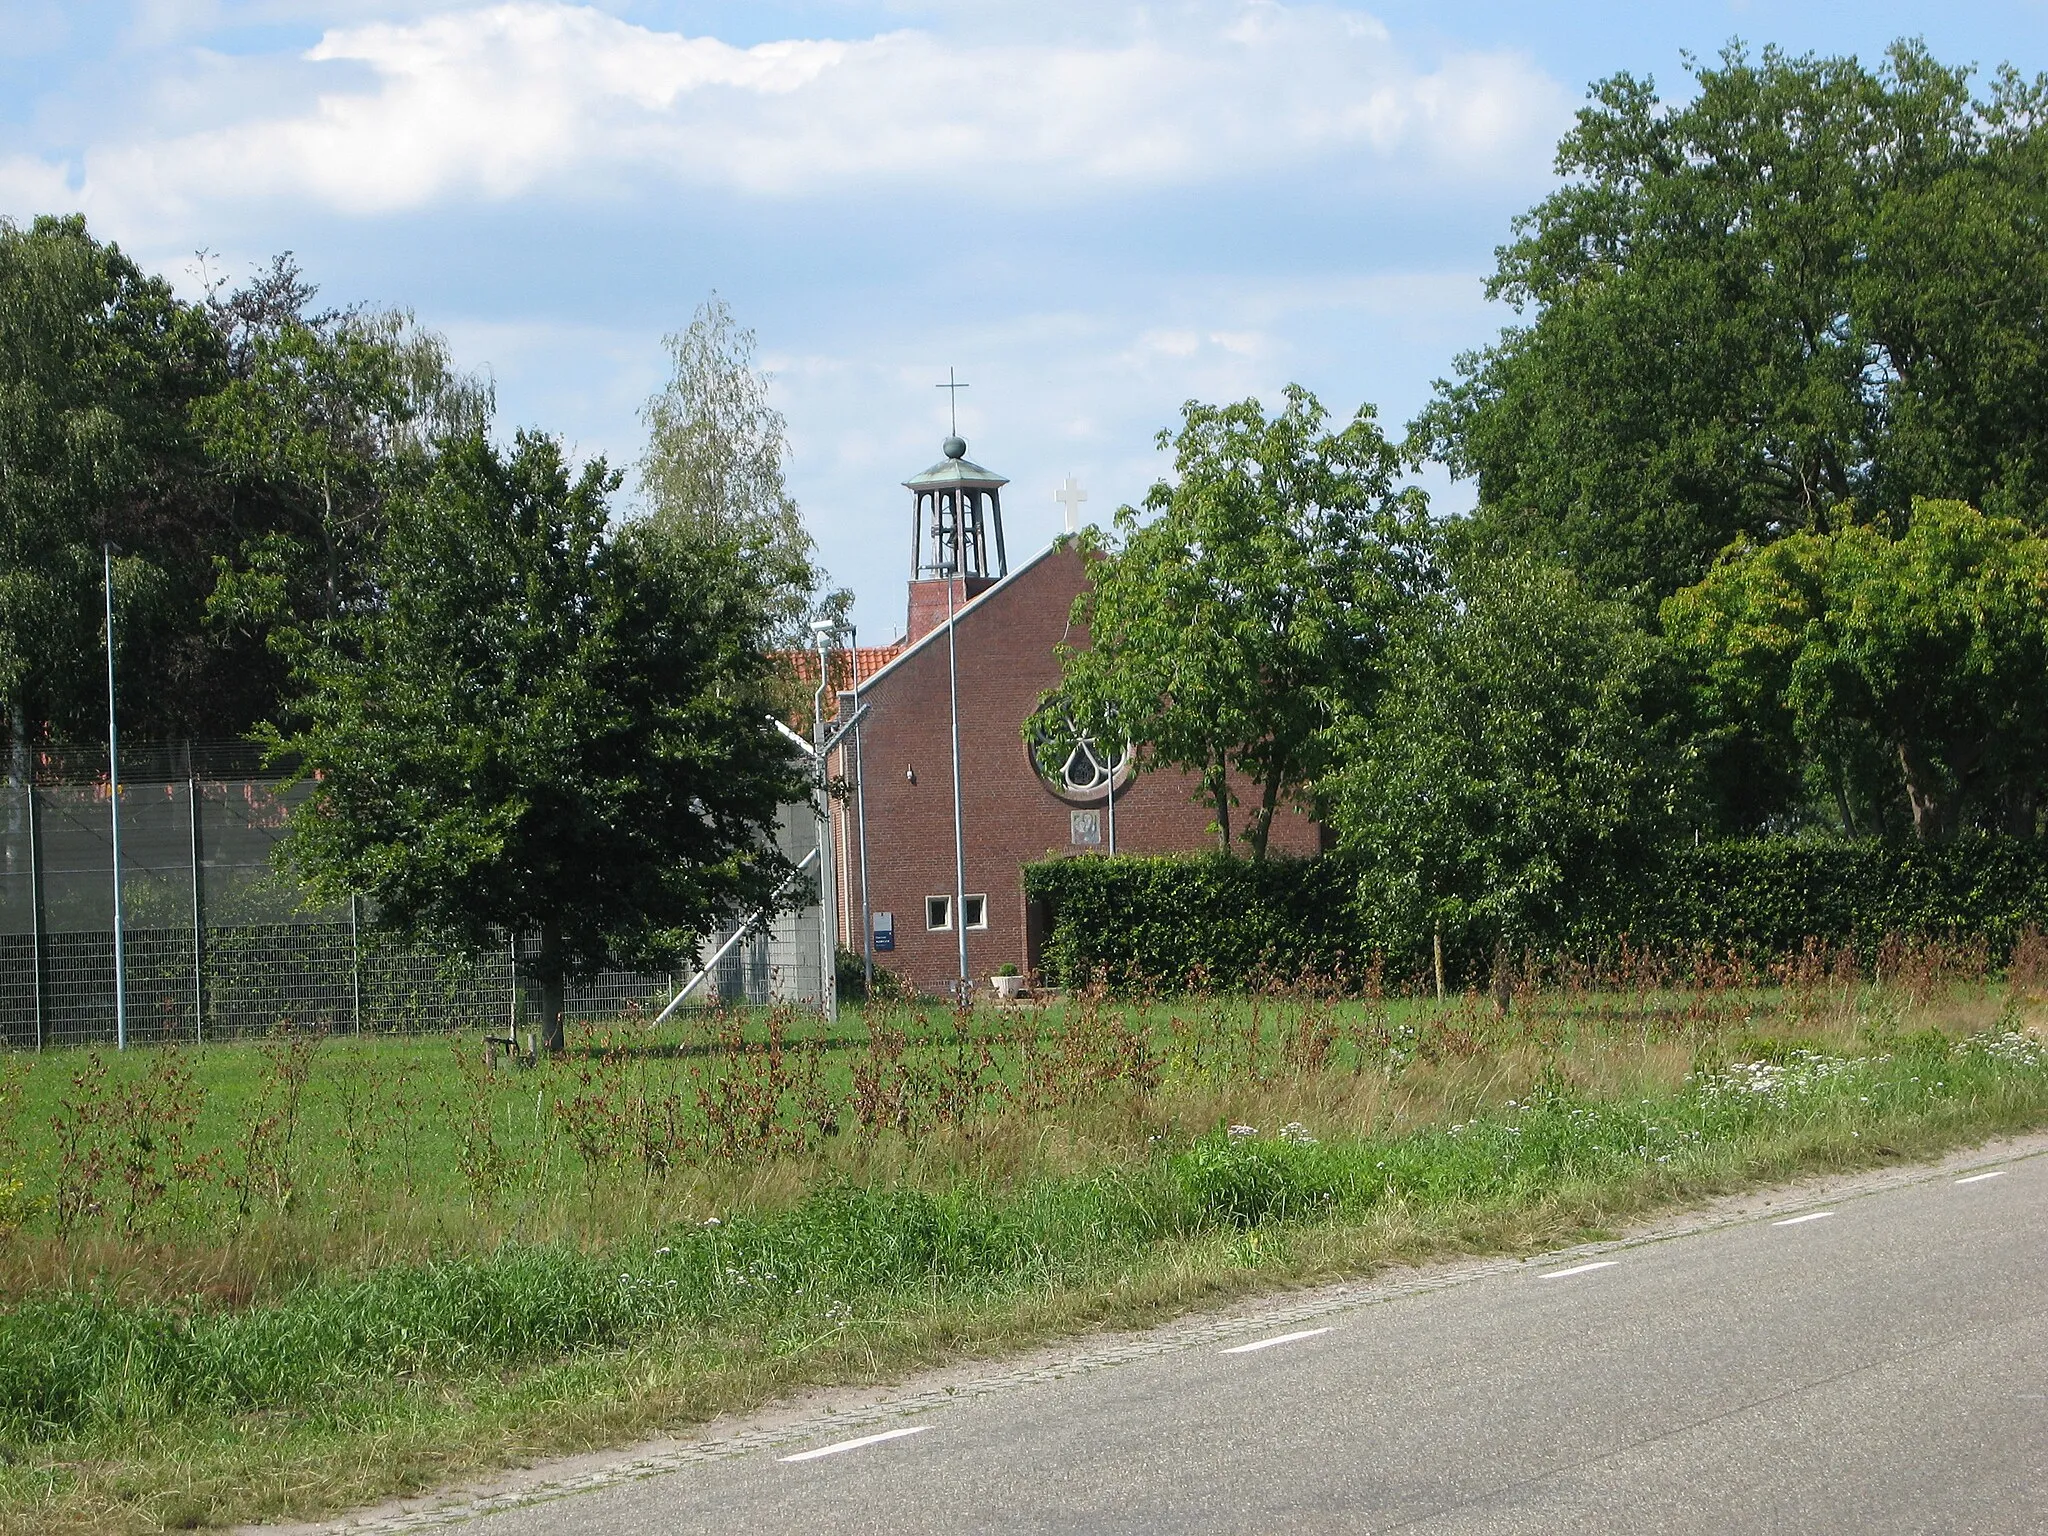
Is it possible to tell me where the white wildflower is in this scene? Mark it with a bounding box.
[1961,1029,2048,1068]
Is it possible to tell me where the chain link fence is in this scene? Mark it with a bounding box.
[0,742,824,1049]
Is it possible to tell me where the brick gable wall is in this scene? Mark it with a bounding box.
[830,545,1318,995]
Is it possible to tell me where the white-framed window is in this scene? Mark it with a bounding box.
[927,894,988,930]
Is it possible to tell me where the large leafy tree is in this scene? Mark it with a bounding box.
[275,432,806,1050]
[0,214,228,768]
[637,296,834,651]
[199,255,492,729]
[1329,548,1690,967]
[1033,387,1428,861]
[1417,42,2048,602]
[1663,500,2048,841]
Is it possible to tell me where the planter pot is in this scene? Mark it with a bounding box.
[990,974,1025,1001]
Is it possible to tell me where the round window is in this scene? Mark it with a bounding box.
[1027,711,1133,802]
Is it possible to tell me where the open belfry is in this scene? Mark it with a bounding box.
[825,432,1319,997]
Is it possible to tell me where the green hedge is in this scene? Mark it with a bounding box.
[1023,836,2048,990]
[1025,852,1368,990]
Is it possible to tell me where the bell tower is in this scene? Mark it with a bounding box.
[904,435,1009,643]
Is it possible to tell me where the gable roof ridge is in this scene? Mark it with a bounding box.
[843,540,1070,696]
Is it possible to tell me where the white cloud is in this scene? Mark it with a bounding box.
[54,0,1567,222]
[0,155,75,214]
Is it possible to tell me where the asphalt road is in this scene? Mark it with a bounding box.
[448,1153,2048,1534]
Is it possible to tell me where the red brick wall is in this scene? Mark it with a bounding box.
[906,576,998,645]
[833,546,1318,996]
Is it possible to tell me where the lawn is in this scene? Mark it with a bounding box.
[0,941,2044,1532]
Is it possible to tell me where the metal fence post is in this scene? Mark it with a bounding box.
[26,783,44,1051]
[103,547,127,1052]
[349,893,363,1036]
[188,768,206,1043]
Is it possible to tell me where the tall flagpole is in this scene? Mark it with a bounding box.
[1106,748,1116,854]
[849,624,874,996]
[104,546,127,1051]
[945,574,968,997]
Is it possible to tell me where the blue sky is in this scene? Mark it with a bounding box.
[4,1,2046,638]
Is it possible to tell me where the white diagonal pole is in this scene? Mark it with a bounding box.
[651,847,821,1026]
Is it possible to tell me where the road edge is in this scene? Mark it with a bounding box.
[249,1129,2048,1535]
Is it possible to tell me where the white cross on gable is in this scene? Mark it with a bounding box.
[1055,474,1088,533]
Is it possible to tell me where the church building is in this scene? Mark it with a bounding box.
[824,434,1319,997]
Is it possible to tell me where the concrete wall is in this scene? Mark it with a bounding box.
[704,800,828,1007]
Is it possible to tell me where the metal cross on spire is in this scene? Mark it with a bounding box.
[1055,474,1088,533]
[936,367,969,436]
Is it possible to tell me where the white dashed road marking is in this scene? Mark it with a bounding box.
[1540,1261,1618,1280]
[1222,1328,1331,1355]
[1956,1171,2008,1185]
[780,1427,930,1463]
[1772,1211,1835,1226]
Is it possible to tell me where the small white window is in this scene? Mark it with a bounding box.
[926,895,952,931]
[963,894,988,930]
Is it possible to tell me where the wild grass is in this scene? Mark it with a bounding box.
[0,934,2044,1531]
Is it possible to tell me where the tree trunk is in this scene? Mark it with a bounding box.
[1829,755,1856,836]
[2004,783,2040,838]
[1248,760,1283,864]
[1896,742,1950,842]
[1817,437,1853,509]
[536,920,567,1055]
[1206,757,1232,855]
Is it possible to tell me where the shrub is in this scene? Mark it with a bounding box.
[1025,852,1369,991]
[1024,836,2048,990]
[837,948,908,1002]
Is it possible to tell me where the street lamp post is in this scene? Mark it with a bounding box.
[810,620,839,1024]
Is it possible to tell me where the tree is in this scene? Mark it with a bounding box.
[1032,387,1429,861]
[1416,42,2048,603]
[1663,500,2048,840]
[1329,549,1690,967]
[198,255,493,729]
[637,296,829,649]
[274,431,807,1051]
[0,214,228,768]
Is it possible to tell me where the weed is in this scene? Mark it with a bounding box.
[444,1041,510,1202]
[107,1050,210,1236]
[226,1027,321,1217]
[327,1041,400,1198]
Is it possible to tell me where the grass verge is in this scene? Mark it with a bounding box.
[0,1017,2044,1532]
